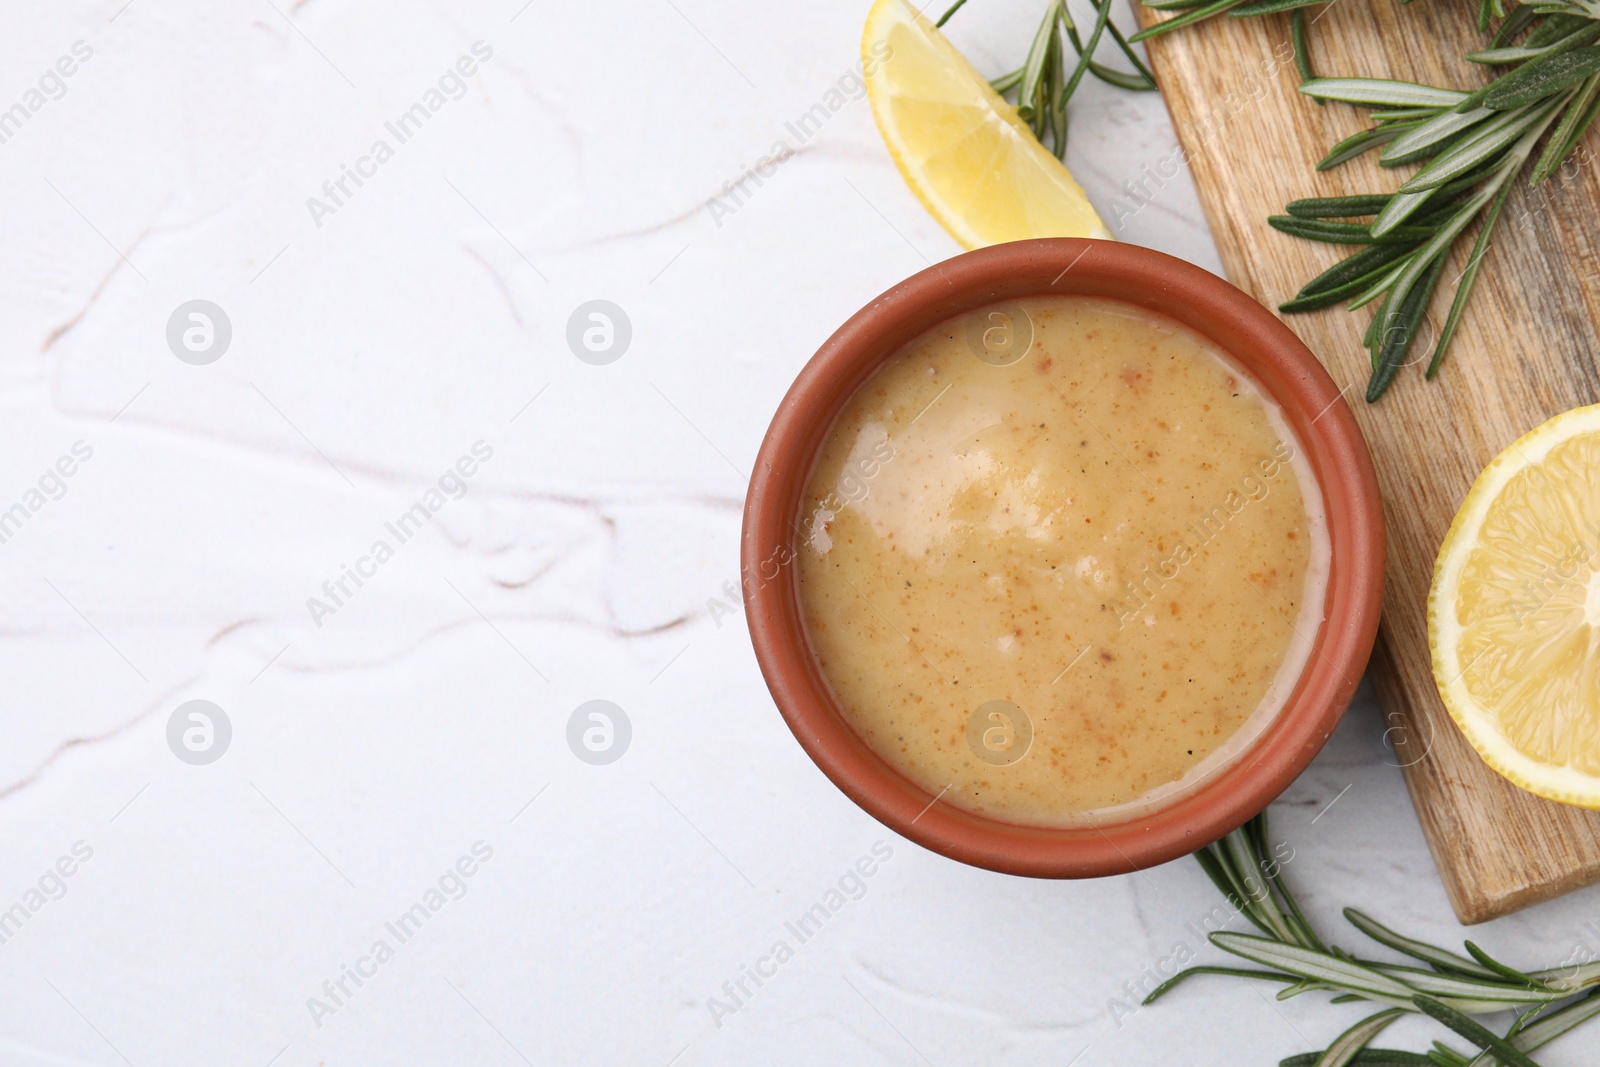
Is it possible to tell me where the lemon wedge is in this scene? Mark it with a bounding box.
[1431,404,1600,808]
[862,0,1112,248]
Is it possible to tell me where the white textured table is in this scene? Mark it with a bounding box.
[2,2,1597,1064]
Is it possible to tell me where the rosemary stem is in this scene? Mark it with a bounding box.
[935,0,970,28]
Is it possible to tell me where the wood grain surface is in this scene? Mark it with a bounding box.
[1133,0,1600,923]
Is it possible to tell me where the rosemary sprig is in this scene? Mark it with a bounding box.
[939,0,1156,160]
[1131,0,1600,400]
[1148,814,1600,1064]
[947,0,1600,399]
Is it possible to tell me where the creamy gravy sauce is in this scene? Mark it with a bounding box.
[796,296,1330,827]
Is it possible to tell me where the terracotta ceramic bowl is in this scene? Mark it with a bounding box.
[742,239,1384,877]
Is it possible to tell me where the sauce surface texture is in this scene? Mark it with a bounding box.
[796,296,1329,827]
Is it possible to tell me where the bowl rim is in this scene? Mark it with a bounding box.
[741,238,1384,877]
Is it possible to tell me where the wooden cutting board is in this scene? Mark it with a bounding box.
[1132,0,1600,923]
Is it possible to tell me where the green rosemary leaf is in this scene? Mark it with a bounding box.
[1191,843,1238,898]
[1489,3,1539,49]
[1468,46,1549,64]
[1372,187,1445,234]
[1103,27,1157,87]
[1511,1003,1548,1037]
[1343,909,1501,980]
[1051,46,1068,147]
[1193,845,1273,935]
[1412,997,1545,1067]
[1535,13,1600,48]
[1472,12,1577,61]
[1078,0,1157,90]
[1372,160,1501,233]
[1350,259,1409,312]
[1210,932,1418,1001]
[1524,12,1590,49]
[1059,0,1115,117]
[1255,817,1327,954]
[1279,978,1330,999]
[1412,193,1478,226]
[1301,77,1470,108]
[1208,838,1270,926]
[1452,84,1492,115]
[1367,253,1445,401]
[1501,989,1600,1052]
[1018,0,1059,119]
[1371,107,1445,121]
[1396,101,1551,193]
[1531,72,1600,182]
[1269,216,1436,244]
[1283,259,1406,318]
[1320,124,1421,169]
[1292,8,1321,102]
[1426,1046,1471,1067]
[1283,1054,1433,1067]
[1085,63,1158,90]
[1222,827,1298,942]
[1287,194,1394,218]
[991,67,1024,93]
[1371,962,1566,1006]
[1229,0,1323,15]
[1466,1004,1557,1067]
[1463,941,1549,988]
[1483,46,1600,109]
[1030,44,1056,141]
[1528,955,1600,993]
[1296,241,1418,295]
[1128,0,1245,42]
[1436,160,1511,193]
[1380,107,1495,166]
[1556,75,1600,160]
[1316,1009,1408,1067]
[1046,15,1068,154]
[934,0,969,27]
[1140,965,1298,1005]
[1243,815,1274,878]
[1142,0,1215,9]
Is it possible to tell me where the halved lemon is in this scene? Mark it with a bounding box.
[862,0,1112,248]
[1431,404,1600,808]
